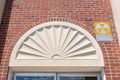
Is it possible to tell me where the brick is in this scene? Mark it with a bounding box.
[0,0,120,80]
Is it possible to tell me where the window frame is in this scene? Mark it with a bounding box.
[14,73,101,80]
[14,73,56,80]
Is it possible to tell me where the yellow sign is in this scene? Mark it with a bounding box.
[94,22,113,41]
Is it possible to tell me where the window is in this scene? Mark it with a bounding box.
[14,73,101,80]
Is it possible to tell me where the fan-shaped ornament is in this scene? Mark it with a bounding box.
[16,22,98,60]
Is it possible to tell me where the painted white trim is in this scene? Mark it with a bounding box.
[101,69,106,80]
[8,69,13,80]
[57,73,99,77]
[14,73,56,76]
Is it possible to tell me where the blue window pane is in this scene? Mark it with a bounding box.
[60,77,85,80]
[16,76,54,80]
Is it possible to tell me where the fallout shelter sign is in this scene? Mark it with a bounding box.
[94,22,113,41]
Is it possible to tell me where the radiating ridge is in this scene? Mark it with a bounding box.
[17,25,97,59]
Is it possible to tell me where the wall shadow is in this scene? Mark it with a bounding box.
[0,0,14,63]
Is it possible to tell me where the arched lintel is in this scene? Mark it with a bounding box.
[9,21,104,72]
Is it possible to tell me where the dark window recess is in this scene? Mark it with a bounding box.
[85,77,97,80]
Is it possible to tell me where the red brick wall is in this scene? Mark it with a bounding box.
[0,0,120,80]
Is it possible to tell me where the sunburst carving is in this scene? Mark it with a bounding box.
[17,25,97,59]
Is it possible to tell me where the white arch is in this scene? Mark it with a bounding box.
[9,21,104,72]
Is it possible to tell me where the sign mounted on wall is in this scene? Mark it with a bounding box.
[94,22,113,41]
